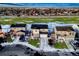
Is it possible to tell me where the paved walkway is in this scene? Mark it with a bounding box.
[63,38,75,52]
[40,36,57,52]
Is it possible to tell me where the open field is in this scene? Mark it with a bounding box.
[0,16,79,24]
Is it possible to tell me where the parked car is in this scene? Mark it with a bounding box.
[74,41,79,47]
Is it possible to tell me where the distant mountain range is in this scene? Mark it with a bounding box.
[0,3,79,8]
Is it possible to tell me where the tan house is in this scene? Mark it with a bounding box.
[31,24,48,39]
[10,24,26,36]
[55,26,76,41]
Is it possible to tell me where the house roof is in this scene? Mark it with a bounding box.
[31,24,48,29]
[11,24,26,27]
[56,26,74,31]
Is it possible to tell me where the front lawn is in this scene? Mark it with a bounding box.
[28,39,40,47]
[54,42,68,49]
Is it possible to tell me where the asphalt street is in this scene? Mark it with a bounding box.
[0,44,79,56]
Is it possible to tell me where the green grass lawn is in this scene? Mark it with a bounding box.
[28,39,40,47]
[54,42,68,49]
[0,17,79,24]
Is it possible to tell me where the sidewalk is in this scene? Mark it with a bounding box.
[1,36,75,52]
[1,42,40,51]
[64,38,75,52]
[1,41,76,52]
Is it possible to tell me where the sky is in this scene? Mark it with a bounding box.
[0,3,79,8]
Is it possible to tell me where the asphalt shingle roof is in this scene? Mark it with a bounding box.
[31,24,48,29]
[11,24,26,27]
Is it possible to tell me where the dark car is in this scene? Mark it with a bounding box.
[74,42,79,47]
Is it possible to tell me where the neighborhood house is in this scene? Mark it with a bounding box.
[31,24,48,39]
[10,24,26,36]
[55,26,76,42]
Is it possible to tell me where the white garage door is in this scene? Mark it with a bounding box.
[40,34,47,38]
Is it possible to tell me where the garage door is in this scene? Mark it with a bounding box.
[40,34,48,38]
